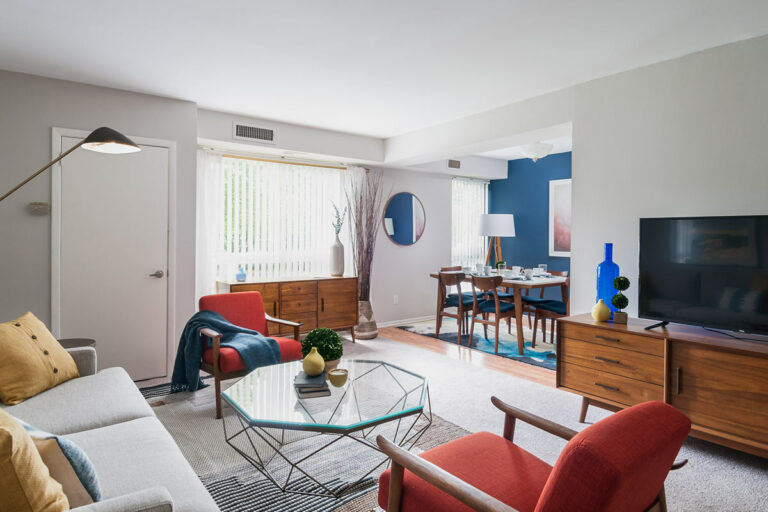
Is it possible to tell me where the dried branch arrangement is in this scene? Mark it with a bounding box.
[345,167,385,301]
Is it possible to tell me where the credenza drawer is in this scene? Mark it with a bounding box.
[281,281,318,297]
[561,338,664,385]
[280,294,317,314]
[561,364,663,406]
[559,322,663,357]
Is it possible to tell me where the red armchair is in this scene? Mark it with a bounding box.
[198,291,304,419]
[377,398,690,512]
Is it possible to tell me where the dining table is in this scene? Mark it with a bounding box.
[429,271,569,355]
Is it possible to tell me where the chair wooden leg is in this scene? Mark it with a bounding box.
[528,312,532,329]
[483,313,488,339]
[579,397,589,423]
[214,373,222,420]
[494,319,500,354]
[541,316,546,344]
[387,459,405,512]
[550,318,555,344]
[469,312,476,344]
[532,314,538,348]
[457,310,463,345]
[436,312,442,338]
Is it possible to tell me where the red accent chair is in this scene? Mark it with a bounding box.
[198,291,304,419]
[377,398,690,512]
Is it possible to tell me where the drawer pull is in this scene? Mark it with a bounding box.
[594,382,620,392]
[595,335,620,343]
[594,356,620,364]
[321,298,325,312]
[675,367,681,395]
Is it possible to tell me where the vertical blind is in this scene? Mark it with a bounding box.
[451,178,488,266]
[197,151,349,297]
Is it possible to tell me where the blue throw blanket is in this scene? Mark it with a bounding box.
[171,310,281,393]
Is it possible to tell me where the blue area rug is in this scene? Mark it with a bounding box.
[397,318,556,371]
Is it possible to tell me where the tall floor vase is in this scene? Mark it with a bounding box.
[356,300,378,339]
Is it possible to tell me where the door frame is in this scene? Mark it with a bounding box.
[51,127,178,378]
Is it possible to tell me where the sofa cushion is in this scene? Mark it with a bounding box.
[0,408,69,511]
[65,417,219,512]
[0,312,79,405]
[1,367,153,435]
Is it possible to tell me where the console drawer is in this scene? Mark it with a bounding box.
[561,338,664,385]
[561,363,663,406]
[559,322,663,356]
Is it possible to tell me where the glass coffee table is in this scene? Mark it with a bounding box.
[221,359,431,498]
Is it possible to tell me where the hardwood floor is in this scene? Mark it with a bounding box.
[379,326,556,388]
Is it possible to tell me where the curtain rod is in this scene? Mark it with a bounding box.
[221,153,347,170]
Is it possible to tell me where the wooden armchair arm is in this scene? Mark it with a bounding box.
[376,435,519,512]
[491,396,578,442]
[200,327,222,340]
[264,313,303,341]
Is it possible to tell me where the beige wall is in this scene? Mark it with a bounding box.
[370,167,453,324]
[570,35,768,316]
[0,70,198,341]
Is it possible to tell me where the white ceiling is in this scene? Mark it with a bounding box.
[476,136,573,161]
[2,1,768,138]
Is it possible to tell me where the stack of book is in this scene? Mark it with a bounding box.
[294,371,330,398]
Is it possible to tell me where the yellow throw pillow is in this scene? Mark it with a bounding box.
[0,312,79,405]
[0,409,69,512]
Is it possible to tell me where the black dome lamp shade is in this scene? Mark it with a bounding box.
[0,126,141,203]
[81,126,141,154]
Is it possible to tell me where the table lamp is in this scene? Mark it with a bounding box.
[480,213,515,266]
[0,127,140,203]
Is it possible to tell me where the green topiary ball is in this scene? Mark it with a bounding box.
[613,276,630,291]
[611,293,629,310]
[301,328,344,361]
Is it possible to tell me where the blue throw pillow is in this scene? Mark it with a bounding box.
[17,418,102,502]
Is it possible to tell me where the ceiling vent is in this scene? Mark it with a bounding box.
[447,159,461,169]
[232,122,275,144]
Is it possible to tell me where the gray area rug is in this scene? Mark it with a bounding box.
[144,381,468,512]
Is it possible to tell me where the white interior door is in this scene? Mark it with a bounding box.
[56,135,169,381]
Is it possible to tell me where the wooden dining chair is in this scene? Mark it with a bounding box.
[519,270,568,345]
[469,275,516,354]
[436,271,473,345]
[530,273,570,346]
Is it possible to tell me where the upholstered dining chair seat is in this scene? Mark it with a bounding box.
[533,300,567,316]
[477,300,516,313]
[445,292,475,308]
[521,295,551,304]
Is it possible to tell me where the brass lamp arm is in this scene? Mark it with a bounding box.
[0,140,85,203]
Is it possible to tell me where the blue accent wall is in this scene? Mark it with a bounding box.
[489,152,571,299]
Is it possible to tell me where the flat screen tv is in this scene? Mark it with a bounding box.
[639,215,768,335]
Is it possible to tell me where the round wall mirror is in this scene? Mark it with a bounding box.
[383,192,426,246]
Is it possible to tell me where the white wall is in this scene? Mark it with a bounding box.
[197,108,384,164]
[0,70,197,342]
[370,167,452,324]
[570,34,768,316]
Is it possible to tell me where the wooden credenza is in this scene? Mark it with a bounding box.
[217,277,358,342]
[557,314,768,458]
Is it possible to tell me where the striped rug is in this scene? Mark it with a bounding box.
[141,380,468,511]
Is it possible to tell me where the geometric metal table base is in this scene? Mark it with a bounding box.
[223,383,432,498]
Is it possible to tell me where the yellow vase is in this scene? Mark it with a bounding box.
[302,347,325,376]
[591,299,612,322]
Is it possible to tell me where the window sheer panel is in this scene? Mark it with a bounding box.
[451,178,488,266]
[214,156,349,283]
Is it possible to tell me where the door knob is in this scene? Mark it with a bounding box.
[149,270,165,278]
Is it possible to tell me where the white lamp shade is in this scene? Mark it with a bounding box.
[480,214,516,237]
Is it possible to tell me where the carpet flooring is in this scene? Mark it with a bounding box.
[148,332,768,511]
[397,317,556,370]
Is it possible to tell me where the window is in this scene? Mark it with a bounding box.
[196,151,350,298]
[451,178,488,266]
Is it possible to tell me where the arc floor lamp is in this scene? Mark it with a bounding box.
[0,127,140,203]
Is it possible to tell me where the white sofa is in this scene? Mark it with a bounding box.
[1,347,219,512]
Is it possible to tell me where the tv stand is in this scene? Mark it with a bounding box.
[644,320,669,330]
[557,314,768,458]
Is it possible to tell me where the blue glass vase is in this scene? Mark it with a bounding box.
[596,243,620,313]
[235,266,247,282]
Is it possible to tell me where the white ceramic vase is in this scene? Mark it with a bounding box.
[330,234,344,277]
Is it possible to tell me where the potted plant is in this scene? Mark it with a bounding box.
[302,328,344,372]
[330,201,347,277]
[346,167,386,339]
[611,276,630,324]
